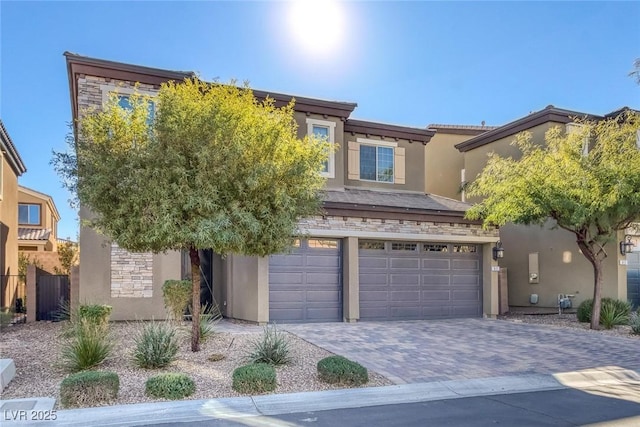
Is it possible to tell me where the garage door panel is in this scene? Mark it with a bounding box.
[390,290,420,301]
[390,258,420,269]
[390,274,420,285]
[360,241,481,321]
[305,272,341,285]
[452,259,480,270]
[269,239,342,323]
[421,306,451,318]
[270,254,304,267]
[452,275,479,286]
[269,272,304,284]
[453,289,480,302]
[306,255,340,268]
[422,259,450,270]
[360,257,388,269]
[421,290,451,301]
[269,290,304,303]
[422,275,451,286]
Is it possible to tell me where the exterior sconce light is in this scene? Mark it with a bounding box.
[492,241,505,261]
[620,236,634,256]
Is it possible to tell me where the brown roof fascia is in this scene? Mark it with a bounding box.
[344,119,435,144]
[252,89,357,119]
[0,119,27,175]
[322,201,481,225]
[454,107,603,153]
[428,124,496,136]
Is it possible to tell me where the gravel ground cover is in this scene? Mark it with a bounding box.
[0,321,392,408]
[499,312,639,339]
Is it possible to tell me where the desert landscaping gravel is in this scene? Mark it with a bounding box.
[0,321,391,408]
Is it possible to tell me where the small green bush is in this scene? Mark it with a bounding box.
[163,280,191,321]
[0,309,13,329]
[317,356,369,386]
[78,304,112,327]
[145,373,195,400]
[576,299,593,323]
[232,363,276,394]
[132,321,179,369]
[60,370,119,408]
[246,324,291,366]
[199,303,222,343]
[60,318,112,372]
[629,311,640,335]
[600,299,631,329]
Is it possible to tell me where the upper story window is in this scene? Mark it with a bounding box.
[565,122,589,156]
[348,138,405,184]
[117,95,155,124]
[19,203,40,225]
[306,118,335,179]
[101,84,156,125]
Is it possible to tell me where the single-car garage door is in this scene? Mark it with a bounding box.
[359,241,482,320]
[628,251,640,309]
[269,239,342,323]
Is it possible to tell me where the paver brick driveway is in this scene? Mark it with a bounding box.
[283,319,640,384]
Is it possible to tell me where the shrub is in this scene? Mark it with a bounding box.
[600,299,631,329]
[162,280,191,321]
[232,363,276,394]
[0,309,13,329]
[199,303,222,343]
[60,318,112,372]
[246,324,291,366]
[576,298,631,328]
[576,299,593,323]
[132,321,179,369]
[145,373,195,400]
[60,370,119,408]
[208,353,225,362]
[78,304,112,328]
[629,311,640,335]
[317,356,368,386]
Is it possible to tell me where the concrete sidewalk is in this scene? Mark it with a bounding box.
[4,369,639,427]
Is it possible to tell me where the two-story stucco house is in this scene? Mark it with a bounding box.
[1,119,27,310]
[17,186,61,253]
[430,106,639,310]
[65,53,503,323]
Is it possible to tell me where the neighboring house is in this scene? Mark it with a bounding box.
[448,105,639,309]
[66,52,502,322]
[0,119,27,310]
[18,186,60,252]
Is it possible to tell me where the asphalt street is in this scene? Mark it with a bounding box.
[146,388,640,427]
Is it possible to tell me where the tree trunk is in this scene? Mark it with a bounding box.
[590,257,603,330]
[189,246,201,352]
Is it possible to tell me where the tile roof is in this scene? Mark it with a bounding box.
[18,228,51,241]
[322,188,471,213]
[428,124,498,131]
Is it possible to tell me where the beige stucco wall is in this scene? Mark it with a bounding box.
[462,122,627,308]
[78,207,181,321]
[344,133,425,193]
[1,155,19,277]
[224,254,268,324]
[425,132,472,200]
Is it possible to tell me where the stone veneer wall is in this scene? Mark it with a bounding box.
[299,216,499,238]
[110,243,153,298]
[79,76,159,299]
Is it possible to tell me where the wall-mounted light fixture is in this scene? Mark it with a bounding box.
[620,235,635,256]
[493,241,505,261]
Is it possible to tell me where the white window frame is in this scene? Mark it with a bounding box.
[306,118,336,179]
[357,137,397,184]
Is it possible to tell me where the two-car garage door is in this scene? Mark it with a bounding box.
[359,241,482,320]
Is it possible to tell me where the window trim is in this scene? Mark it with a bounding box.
[357,137,397,183]
[18,203,42,226]
[306,118,336,179]
[100,84,157,108]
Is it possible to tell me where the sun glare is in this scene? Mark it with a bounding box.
[288,0,345,55]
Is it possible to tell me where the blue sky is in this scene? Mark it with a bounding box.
[1,1,639,240]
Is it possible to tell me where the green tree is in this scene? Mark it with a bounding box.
[54,79,330,350]
[466,111,640,329]
[54,241,79,276]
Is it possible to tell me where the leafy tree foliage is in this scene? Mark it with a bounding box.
[54,79,330,350]
[55,241,79,276]
[466,111,640,329]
